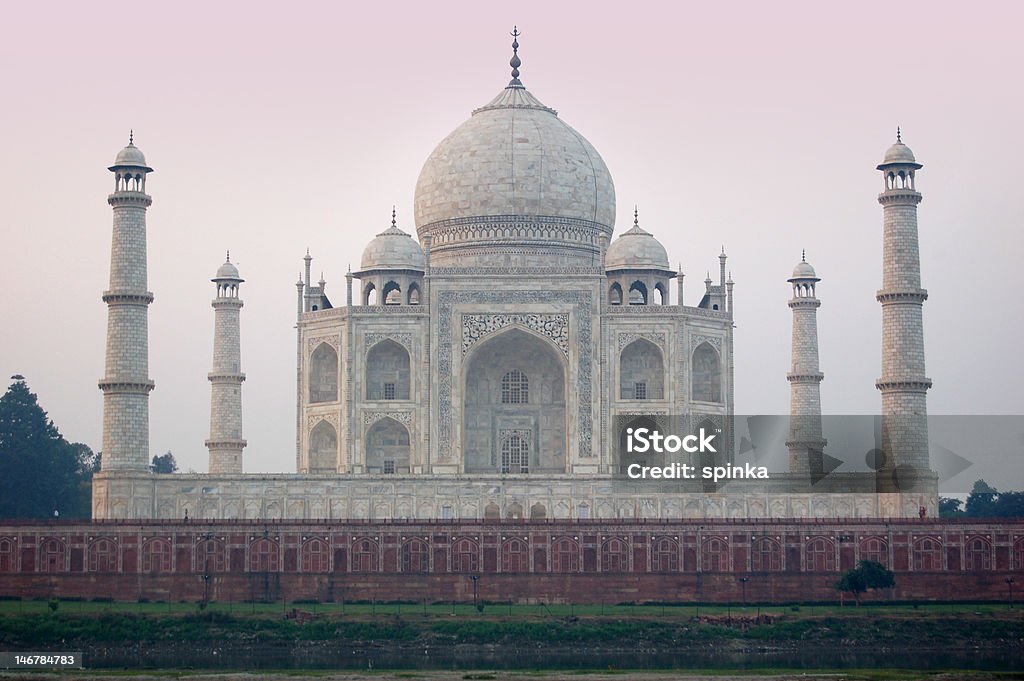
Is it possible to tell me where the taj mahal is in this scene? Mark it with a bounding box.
[91,33,937,521]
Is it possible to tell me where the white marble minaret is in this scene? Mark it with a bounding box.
[206,255,247,474]
[786,252,826,477]
[875,130,932,484]
[98,135,155,473]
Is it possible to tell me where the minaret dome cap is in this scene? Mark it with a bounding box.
[877,139,922,171]
[213,257,242,282]
[109,141,153,173]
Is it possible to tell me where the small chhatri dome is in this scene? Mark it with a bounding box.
[109,131,153,172]
[214,252,242,281]
[878,128,922,169]
[359,209,426,272]
[789,250,819,281]
[604,208,671,271]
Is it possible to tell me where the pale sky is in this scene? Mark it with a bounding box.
[1,1,1021,480]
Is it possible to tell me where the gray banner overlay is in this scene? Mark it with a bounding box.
[609,415,1024,495]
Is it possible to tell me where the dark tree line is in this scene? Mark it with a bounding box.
[0,377,95,518]
[940,479,1024,518]
[0,376,178,520]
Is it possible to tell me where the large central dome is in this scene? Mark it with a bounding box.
[413,44,616,268]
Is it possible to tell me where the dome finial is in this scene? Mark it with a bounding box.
[802,248,806,262]
[226,250,230,263]
[633,205,639,227]
[392,205,397,228]
[896,126,902,143]
[129,129,134,145]
[508,26,523,87]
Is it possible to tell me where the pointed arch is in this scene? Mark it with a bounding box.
[628,280,648,305]
[382,280,402,305]
[501,538,529,572]
[308,419,337,474]
[309,343,338,403]
[692,342,722,403]
[619,338,664,400]
[608,282,623,305]
[366,339,410,400]
[87,538,118,572]
[300,538,330,572]
[407,282,421,305]
[363,282,377,306]
[365,416,410,474]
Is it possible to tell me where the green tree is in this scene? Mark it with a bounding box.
[0,377,91,518]
[151,451,177,474]
[835,559,895,605]
[939,497,963,518]
[965,479,998,517]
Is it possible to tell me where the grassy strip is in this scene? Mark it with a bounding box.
[0,611,1022,647]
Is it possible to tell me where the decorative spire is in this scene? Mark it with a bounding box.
[802,248,806,262]
[129,129,134,145]
[392,205,397,228]
[633,205,639,227]
[226,250,230,263]
[896,126,902,143]
[508,26,523,87]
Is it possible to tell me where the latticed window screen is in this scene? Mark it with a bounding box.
[383,382,396,400]
[383,459,395,474]
[501,370,528,404]
[501,435,529,473]
[634,382,647,400]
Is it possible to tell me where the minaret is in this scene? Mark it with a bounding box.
[875,131,932,486]
[785,252,826,477]
[206,254,247,474]
[98,134,155,472]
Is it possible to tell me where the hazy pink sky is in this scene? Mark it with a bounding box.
[1,1,1021,477]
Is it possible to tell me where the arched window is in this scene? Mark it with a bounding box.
[249,539,279,572]
[913,537,942,571]
[701,536,728,572]
[692,342,722,403]
[500,435,529,474]
[309,343,338,403]
[300,538,330,572]
[308,420,337,474]
[452,538,479,572]
[501,369,529,404]
[365,417,411,474]
[619,338,664,400]
[196,539,226,573]
[501,539,528,572]
[352,538,379,572]
[752,537,782,571]
[601,538,628,572]
[804,537,836,572]
[39,538,65,573]
[401,539,429,572]
[654,282,668,305]
[529,503,546,520]
[0,538,15,572]
[965,537,992,571]
[553,537,579,572]
[609,282,623,305]
[366,340,411,400]
[628,281,648,305]
[859,537,888,567]
[1014,539,1024,571]
[363,282,377,306]
[652,537,679,572]
[382,281,402,305]
[142,539,171,573]
[407,283,421,305]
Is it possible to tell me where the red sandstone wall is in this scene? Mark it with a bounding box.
[0,519,1020,603]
